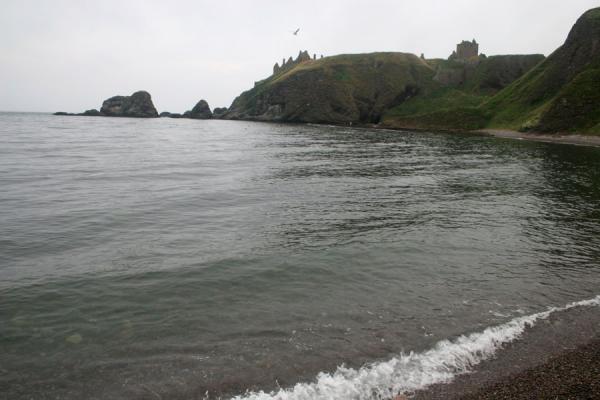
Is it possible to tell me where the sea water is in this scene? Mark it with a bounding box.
[1,113,600,399]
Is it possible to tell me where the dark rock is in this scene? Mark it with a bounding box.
[81,109,103,117]
[213,107,228,118]
[100,91,158,118]
[225,53,435,124]
[160,111,184,118]
[188,100,212,119]
[183,111,192,118]
[53,112,70,116]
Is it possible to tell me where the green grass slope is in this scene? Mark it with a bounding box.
[225,8,599,134]
[383,7,600,134]
[225,53,436,124]
[382,55,543,130]
[483,7,600,133]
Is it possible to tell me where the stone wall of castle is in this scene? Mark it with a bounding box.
[456,40,479,60]
[272,50,318,75]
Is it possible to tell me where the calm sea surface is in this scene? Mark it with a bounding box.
[1,113,600,399]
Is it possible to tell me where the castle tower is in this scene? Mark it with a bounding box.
[455,39,479,60]
[297,50,311,62]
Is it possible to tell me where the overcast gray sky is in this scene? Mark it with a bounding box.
[1,0,598,113]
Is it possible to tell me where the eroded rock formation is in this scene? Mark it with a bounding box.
[100,91,158,118]
[188,100,213,119]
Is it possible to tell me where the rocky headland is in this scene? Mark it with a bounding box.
[55,7,600,136]
[223,7,600,135]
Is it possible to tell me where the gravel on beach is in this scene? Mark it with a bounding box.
[459,339,600,399]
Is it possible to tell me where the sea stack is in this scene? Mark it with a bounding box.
[100,91,159,118]
[188,100,213,119]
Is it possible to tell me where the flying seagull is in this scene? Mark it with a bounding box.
[292,28,300,36]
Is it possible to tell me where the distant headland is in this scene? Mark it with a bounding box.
[55,7,600,136]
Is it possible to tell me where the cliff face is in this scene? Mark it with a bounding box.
[225,52,545,127]
[225,53,436,124]
[225,7,600,135]
[381,55,546,130]
[432,55,544,91]
[485,7,600,133]
[100,91,158,118]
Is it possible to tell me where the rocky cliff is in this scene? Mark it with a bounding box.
[484,7,600,133]
[224,52,544,127]
[225,7,600,135]
[225,53,436,124]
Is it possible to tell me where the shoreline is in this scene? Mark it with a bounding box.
[346,123,600,149]
[413,303,600,400]
[45,110,600,149]
[476,128,600,148]
[271,119,600,149]
[458,338,600,399]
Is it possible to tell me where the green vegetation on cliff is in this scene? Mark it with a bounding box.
[226,7,600,135]
[227,52,436,124]
[379,54,543,130]
[482,8,600,133]
[386,7,600,134]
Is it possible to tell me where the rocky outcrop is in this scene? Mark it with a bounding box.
[213,107,228,118]
[53,109,103,117]
[188,100,213,119]
[225,53,439,124]
[100,91,158,118]
[81,109,103,116]
[159,111,184,118]
[54,91,158,118]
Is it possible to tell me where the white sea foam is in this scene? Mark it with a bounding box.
[232,295,600,400]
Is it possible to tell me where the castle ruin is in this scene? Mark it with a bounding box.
[451,39,479,61]
[272,50,318,75]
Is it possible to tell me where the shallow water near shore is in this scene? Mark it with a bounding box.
[1,112,600,399]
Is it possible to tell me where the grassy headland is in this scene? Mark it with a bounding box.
[225,7,600,136]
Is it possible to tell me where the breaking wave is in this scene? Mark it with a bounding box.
[232,295,600,400]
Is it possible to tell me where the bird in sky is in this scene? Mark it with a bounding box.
[292,28,300,36]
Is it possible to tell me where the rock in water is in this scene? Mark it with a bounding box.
[65,333,83,344]
[81,109,103,116]
[212,107,228,118]
[188,100,213,119]
[100,91,158,118]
